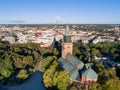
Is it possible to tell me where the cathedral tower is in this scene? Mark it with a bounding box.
[62,24,73,58]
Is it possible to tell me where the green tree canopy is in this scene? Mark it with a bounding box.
[17,69,29,79]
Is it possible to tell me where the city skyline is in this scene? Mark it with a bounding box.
[0,0,120,24]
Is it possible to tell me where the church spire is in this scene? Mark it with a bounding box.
[62,24,73,58]
[65,24,70,35]
[64,24,71,42]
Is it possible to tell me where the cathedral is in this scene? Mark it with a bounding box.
[58,24,98,89]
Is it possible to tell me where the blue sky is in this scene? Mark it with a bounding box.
[0,0,120,24]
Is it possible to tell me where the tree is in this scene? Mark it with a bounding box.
[23,56,34,67]
[40,48,49,56]
[53,48,58,56]
[69,86,77,90]
[13,57,24,68]
[103,78,120,90]
[110,47,116,54]
[43,69,71,90]
[116,66,120,78]
[73,47,81,57]
[43,60,58,88]
[2,69,12,78]
[53,71,59,86]
[57,70,70,90]
[83,51,89,63]
[43,68,54,88]
[88,83,102,90]
[33,51,40,60]
[91,48,101,57]
[0,59,13,78]
[39,56,57,72]
[17,69,29,79]
[41,56,70,90]
[0,43,41,85]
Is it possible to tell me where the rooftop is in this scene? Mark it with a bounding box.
[66,54,84,69]
[82,67,98,79]
[58,57,80,80]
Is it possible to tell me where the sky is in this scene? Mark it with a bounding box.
[0,0,120,24]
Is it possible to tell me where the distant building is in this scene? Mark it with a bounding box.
[2,36,16,44]
[92,36,114,44]
[58,24,98,89]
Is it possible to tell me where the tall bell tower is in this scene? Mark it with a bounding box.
[62,24,73,58]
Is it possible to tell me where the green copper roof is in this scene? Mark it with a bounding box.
[64,24,72,42]
[71,70,80,80]
[58,57,79,80]
[65,24,70,35]
[82,67,98,79]
[66,54,84,69]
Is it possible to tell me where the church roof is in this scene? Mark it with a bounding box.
[66,54,84,69]
[82,67,98,79]
[71,70,80,80]
[58,57,80,80]
[0,71,46,90]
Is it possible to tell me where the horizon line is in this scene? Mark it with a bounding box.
[0,23,120,25]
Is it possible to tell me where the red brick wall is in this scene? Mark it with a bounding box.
[82,75,97,83]
[62,43,73,58]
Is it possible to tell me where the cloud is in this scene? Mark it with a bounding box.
[10,20,26,23]
[0,20,26,24]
